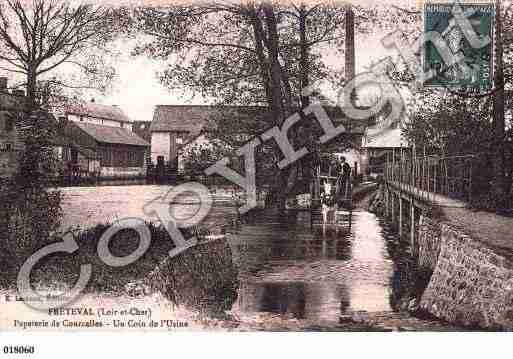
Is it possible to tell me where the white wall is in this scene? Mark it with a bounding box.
[151,132,170,163]
[68,114,131,130]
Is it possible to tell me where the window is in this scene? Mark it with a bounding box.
[100,148,112,167]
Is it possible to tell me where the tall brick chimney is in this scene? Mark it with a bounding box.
[345,4,355,83]
[345,3,357,105]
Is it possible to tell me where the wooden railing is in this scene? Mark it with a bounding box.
[384,154,476,204]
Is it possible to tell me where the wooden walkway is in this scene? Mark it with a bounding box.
[387,180,467,208]
[386,179,513,261]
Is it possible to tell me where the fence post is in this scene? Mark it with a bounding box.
[410,201,416,255]
[399,196,403,238]
[434,157,438,195]
[469,156,473,205]
[392,149,396,183]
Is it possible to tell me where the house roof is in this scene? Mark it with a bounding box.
[151,104,369,135]
[151,105,269,133]
[65,101,132,123]
[362,125,409,149]
[74,122,149,147]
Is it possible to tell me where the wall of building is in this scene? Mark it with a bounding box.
[68,114,132,131]
[0,83,25,178]
[0,111,19,178]
[151,132,171,163]
[97,144,145,169]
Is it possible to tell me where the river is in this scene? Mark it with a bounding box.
[57,184,456,331]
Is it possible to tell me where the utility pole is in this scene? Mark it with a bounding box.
[493,0,506,211]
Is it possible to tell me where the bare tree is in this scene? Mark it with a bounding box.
[0,0,113,109]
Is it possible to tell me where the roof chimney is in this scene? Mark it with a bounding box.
[0,77,7,90]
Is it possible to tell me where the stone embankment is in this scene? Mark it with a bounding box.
[370,185,513,330]
[417,219,513,329]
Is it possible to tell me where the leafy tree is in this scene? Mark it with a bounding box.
[396,0,513,210]
[132,2,379,211]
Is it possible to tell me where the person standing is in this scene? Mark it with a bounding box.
[335,156,352,206]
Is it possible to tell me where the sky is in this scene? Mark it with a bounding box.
[0,0,420,122]
[97,33,397,123]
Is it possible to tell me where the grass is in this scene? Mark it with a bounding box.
[0,222,216,296]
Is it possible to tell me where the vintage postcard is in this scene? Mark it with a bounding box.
[0,0,512,356]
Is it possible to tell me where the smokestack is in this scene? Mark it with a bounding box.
[345,4,355,83]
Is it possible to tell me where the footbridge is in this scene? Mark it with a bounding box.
[383,153,476,251]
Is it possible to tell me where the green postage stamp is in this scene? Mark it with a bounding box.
[423,2,495,91]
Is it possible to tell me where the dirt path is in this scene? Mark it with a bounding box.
[441,207,513,260]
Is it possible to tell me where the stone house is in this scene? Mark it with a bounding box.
[150,105,212,169]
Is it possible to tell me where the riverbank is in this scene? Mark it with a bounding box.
[369,184,513,330]
[1,184,470,331]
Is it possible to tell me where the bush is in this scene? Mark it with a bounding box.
[0,113,63,278]
[148,237,239,316]
[0,220,240,316]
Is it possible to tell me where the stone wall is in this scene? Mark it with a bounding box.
[416,216,441,272]
[418,222,513,329]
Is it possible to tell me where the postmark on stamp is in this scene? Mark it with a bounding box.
[423,2,495,92]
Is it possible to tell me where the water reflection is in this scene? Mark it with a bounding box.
[229,210,395,324]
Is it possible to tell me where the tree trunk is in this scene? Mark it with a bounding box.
[249,6,273,106]
[299,5,310,109]
[26,67,38,111]
[262,5,285,127]
[262,5,290,214]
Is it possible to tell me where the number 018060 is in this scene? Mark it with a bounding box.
[3,346,35,355]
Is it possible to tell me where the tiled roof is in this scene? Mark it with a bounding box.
[151,105,271,133]
[150,104,369,135]
[74,122,149,147]
[65,101,132,123]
